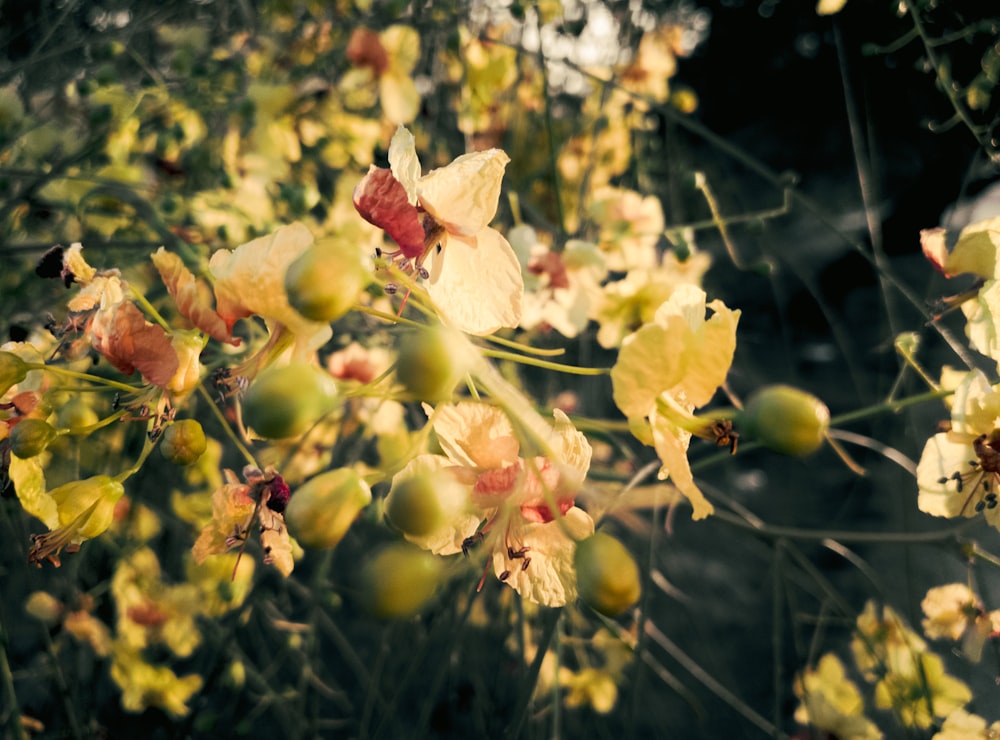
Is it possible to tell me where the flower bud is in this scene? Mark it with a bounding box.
[9,419,58,458]
[385,469,466,538]
[395,326,471,402]
[284,239,369,323]
[357,542,443,619]
[50,475,126,538]
[56,398,100,433]
[0,351,28,396]
[242,362,340,439]
[160,419,208,465]
[739,385,829,457]
[574,532,641,617]
[284,468,372,549]
[25,591,64,625]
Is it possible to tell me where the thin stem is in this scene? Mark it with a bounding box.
[481,348,609,375]
[482,332,566,357]
[28,364,140,394]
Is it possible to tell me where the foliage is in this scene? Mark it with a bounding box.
[2,1,1000,738]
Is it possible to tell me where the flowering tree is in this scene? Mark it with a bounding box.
[2,0,1000,737]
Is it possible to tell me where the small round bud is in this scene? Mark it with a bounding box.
[739,385,830,457]
[25,591,64,625]
[396,326,471,402]
[284,239,370,323]
[574,532,641,617]
[55,398,99,434]
[385,470,465,538]
[242,363,340,439]
[0,351,28,396]
[357,542,443,619]
[9,419,58,458]
[159,419,208,465]
[284,468,372,549]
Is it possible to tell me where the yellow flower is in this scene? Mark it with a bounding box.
[610,285,739,519]
[343,25,421,124]
[793,653,882,739]
[111,644,203,717]
[386,401,593,606]
[209,222,332,359]
[353,126,523,335]
[921,583,999,662]
[28,475,126,566]
[916,370,1000,529]
[933,708,1000,740]
[873,651,971,729]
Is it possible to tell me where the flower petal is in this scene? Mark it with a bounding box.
[650,408,714,519]
[417,149,509,236]
[611,322,686,420]
[352,165,424,258]
[423,228,524,335]
[388,125,420,205]
[492,506,594,607]
[429,401,520,470]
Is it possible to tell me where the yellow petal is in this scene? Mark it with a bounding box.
[424,228,524,335]
[388,125,420,205]
[418,149,509,236]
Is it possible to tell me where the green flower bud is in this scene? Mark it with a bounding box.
[56,398,99,434]
[739,385,830,457]
[284,239,369,323]
[9,419,58,458]
[574,532,641,617]
[396,326,471,402]
[160,419,208,465]
[0,351,28,396]
[385,469,465,538]
[284,468,372,549]
[357,542,443,619]
[242,363,339,439]
[25,591,64,625]
[50,475,125,538]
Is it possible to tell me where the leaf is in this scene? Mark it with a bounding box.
[151,248,238,345]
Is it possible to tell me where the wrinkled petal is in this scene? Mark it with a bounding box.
[209,223,332,354]
[492,506,594,607]
[611,322,686,420]
[353,165,424,258]
[428,401,520,470]
[417,149,509,237]
[963,280,1000,371]
[90,300,179,387]
[387,125,420,205]
[151,248,236,345]
[423,228,524,335]
[650,407,714,519]
[946,216,1000,279]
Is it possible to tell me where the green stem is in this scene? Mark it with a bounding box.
[481,348,609,376]
[129,284,171,332]
[0,607,27,740]
[504,608,562,740]
[482,332,566,357]
[27,364,139,394]
[827,387,954,427]
[712,508,975,544]
[196,383,258,468]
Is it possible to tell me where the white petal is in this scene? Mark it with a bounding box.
[492,507,594,607]
[417,149,509,236]
[388,125,420,205]
[424,229,524,335]
[430,402,519,470]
